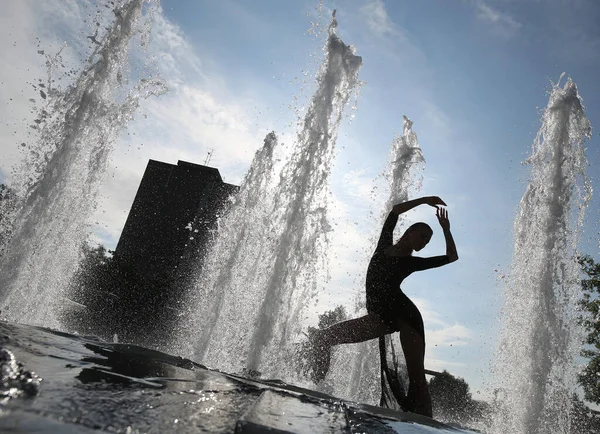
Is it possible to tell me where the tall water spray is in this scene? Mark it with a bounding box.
[180,132,279,360]
[378,115,426,409]
[328,116,425,405]
[183,13,362,378]
[491,76,592,434]
[0,0,166,327]
[381,116,426,213]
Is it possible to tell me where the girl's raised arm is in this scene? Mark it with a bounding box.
[436,207,458,263]
[391,196,446,215]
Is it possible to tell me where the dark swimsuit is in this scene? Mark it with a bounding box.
[366,212,449,341]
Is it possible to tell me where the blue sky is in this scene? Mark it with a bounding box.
[1,0,599,400]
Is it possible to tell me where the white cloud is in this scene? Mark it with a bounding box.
[91,79,269,247]
[360,0,397,39]
[311,171,379,322]
[358,0,424,64]
[0,2,52,179]
[425,356,468,371]
[0,0,137,183]
[413,296,473,370]
[0,1,276,249]
[418,100,451,135]
[341,168,383,203]
[474,0,521,37]
[149,8,216,88]
[428,324,472,347]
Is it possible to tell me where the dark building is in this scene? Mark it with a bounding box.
[110,159,237,346]
[114,160,237,286]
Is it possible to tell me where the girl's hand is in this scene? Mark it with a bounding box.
[422,196,447,208]
[391,197,447,215]
[436,207,451,230]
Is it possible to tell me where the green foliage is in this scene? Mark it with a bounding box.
[578,255,600,405]
[72,243,115,297]
[317,305,347,329]
[305,305,347,340]
[62,241,178,346]
[61,242,119,337]
[429,370,491,428]
[61,242,146,341]
[430,371,470,422]
[570,393,600,433]
[429,370,471,411]
[297,306,347,380]
[304,306,347,346]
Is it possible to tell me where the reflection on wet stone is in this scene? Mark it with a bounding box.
[0,321,472,432]
[0,347,41,403]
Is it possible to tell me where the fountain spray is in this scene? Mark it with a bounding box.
[491,75,592,434]
[327,116,425,405]
[0,0,166,328]
[183,12,362,379]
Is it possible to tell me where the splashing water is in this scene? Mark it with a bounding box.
[181,13,362,378]
[491,76,592,434]
[382,116,426,213]
[328,116,425,405]
[378,115,426,410]
[178,131,279,360]
[0,348,41,404]
[0,0,167,327]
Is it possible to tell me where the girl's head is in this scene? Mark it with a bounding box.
[401,222,433,251]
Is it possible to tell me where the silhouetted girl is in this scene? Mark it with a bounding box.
[310,196,458,417]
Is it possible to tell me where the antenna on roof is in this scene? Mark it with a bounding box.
[204,149,214,166]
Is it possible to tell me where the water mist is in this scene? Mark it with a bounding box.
[491,76,592,434]
[328,116,425,405]
[182,13,362,379]
[0,0,166,328]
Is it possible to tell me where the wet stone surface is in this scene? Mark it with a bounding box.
[0,321,475,433]
[236,390,347,433]
[0,347,42,403]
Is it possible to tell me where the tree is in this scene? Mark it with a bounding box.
[570,393,600,433]
[578,254,600,404]
[62,240,180,346]
[296,306,347,378]
[429,371,472,422]
[428,370,491,428]
[60,242,142,341]
[316,305,347,329]
[305,305,347,343]
[69,243,116,301]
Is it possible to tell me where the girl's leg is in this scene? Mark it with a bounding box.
[310,314,390,382]
[397,321,432,417]
[319,313,391,346]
